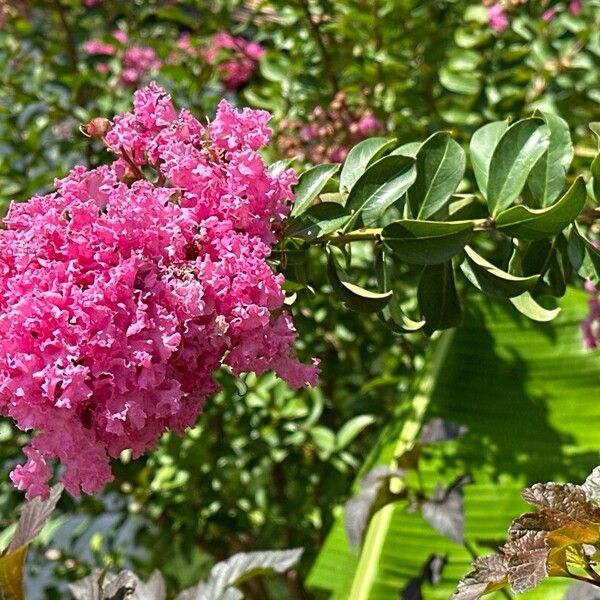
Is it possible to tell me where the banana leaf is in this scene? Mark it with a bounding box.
[308,288,600,599]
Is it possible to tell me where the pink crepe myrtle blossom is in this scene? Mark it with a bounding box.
[569,0,582,14]
[582,280,600,349]
[488,3,509,31]
[356,111,385,137]
[83,40,116,56]
[83,33,160,87]
[120,46,161,87]
[3,83,318,500]
[205,32,266,90]
[278,92,386,164]
[542,7,557,21]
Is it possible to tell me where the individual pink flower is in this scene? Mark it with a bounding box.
[569,0,582,14]
[2,83,317,500]
[542,7,556,21]
[582,280,600,349]
[83,40,116,56]
[112,30,127,45]
[356,112,385,137]
[488,3,509,32]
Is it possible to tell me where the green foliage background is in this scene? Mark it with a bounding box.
[0,1,599,598]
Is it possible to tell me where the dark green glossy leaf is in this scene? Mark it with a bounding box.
[495,177,586,239]
[567,225,600,285]
[487,119,550,216]
[340,138,394,195]
[327,250,393,313]
[345,156,417,227]
[286,203,351,241]
[460,246,540,298]
[418,261,462,335]
[469,120,509,198]
[292,163,340,217]
[408,132,466,220]
[527,113,573,208]
[382,220,474,265]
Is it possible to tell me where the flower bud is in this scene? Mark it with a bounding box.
[81,117,112,138]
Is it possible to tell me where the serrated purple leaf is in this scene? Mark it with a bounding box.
[522,483,600,523]
[451,580,490,600]
[503,531,548,593]
[452,554,509,600]
[472,554,509,582]
[509,510,569,538]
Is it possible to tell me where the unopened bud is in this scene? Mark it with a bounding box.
[81,117,112,139]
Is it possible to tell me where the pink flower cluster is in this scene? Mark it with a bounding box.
[2,83,318,500]
[582,281,600,349]
[485,0,583,31]
[278,91,385,164]
[205,32,265,91]
[84,31,161,87]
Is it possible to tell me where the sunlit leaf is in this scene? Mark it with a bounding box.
[487,119,550,215]
[408,132,466,219]
[292,163,340,217]
[495,177,586,239]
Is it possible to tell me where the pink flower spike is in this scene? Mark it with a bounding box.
[0,83,317,499]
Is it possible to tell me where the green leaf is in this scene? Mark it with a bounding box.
[461,246,539,298]
[567,225,600,285]
[590,122,600,149]
[286,203,351,241]
[418,262,462,335]
[309,289,596,600]
[345,156,417,227]
[526,113,574,208]
[391,141,422,159]
[379,300,426,333]
[382,220,474,265]
[510,293,561,322]
[469,120,509,199]
[591,153,600,204]
[439,66,481,95]
[340,138,395,195]
[327,250,393,313]
[408,132,466,220]
[292,163,340,217]
[311,426,337,456]
[495,177,586,239]
[487,119,550,216]
[336,416,377,451]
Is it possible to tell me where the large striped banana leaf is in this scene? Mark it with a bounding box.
[307,288,600,599]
